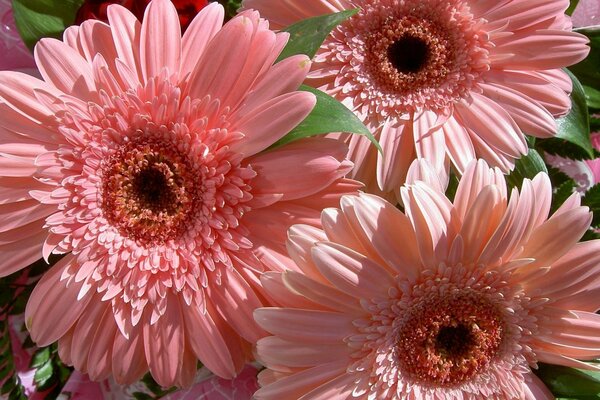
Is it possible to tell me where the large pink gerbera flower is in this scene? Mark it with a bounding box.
[242,0,590,200]
[0,0,359,387]
[254,159,600,399]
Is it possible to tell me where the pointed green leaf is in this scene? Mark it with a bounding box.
[583,84,600,109]
[273,85,381,152]
[11,0,84,50]
[29,346,51,369]
[276,9,358,62]
[505,148,548,189]
[555,70,593,158]
[33,360,54,390]
[536,363,600,398]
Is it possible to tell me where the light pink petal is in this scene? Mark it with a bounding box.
[351,193,422,280]
[284,178,362,211]
[480,82,557,138]
[0,199,54,233]
[405,158,447,193]
[260,272,324,309]
[376,121,414,191]
[254,307,355,343]
[311,242,395,299]
[70,295,107,372]
[77,20,118,71]
[257,336,350,367]
[286,224,329,282]
[107,4,142,83]
[535,309,600,358]
[492,30,589,69]
[238,55,311,117]
[320,206,372,260]
[530,241,600,307]
[518,205,591,268]
[485,69,571,117]
[282,270,362,313]
[208,267,265,343]
[413,110,448,184]
[86,305,118,380]
[182,298,244,379]
[34,38,97,100]
[0,230,46,276]
[187,12,254,103]
[400,182,456,266]
[143,292,185,388]
[0,155,37,177]
[229,91,316,157]
[299,373,356,400]
[254,360,347,400]
[180,3,224,78]
[455,93,528,160]
[240,0,346,29]
[247,138,351,201]
[482,0,570,31]
[441,116,477,174]
[140,0,181,81]
[459,185,506,264]
[453,159,507,220]
[218,25,287,112]
[523,372,555,400]
[0,72,56,123]
[112,326,148,385]
[25,256,93,346]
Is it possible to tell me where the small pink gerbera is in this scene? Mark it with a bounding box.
[254,159,600,399]
[0,0,359,387]
[242,0,590,200]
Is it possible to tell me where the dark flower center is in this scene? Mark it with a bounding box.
[132,164,180,214]
[102,139,197,244]
[387,36,430,74]
[365,16,453,95]
[395,290,504,386]
[435,324,475,359]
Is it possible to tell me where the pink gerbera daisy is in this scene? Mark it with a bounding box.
[242,0,590,200]
[0,0,359,387]
[254,159,600,399]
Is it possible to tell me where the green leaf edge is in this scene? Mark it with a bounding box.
[273,85,382,153]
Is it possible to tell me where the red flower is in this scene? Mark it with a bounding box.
[75,0,209,31]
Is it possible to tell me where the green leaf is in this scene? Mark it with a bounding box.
[566,0,580,16]
[555,70,594,159]
[584,84,600,109]
[1,376,16,395]
[33,360,54,390]
[29,346,51,369]
[276,9,358,62]
[570,28,600,90]
[132,393,155,400]
[273,85,381,152]
[444,174,459,202]
[11,0,84,50]
[583,183,600,227]
[505,148,548,189]
[536,363,600,398]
